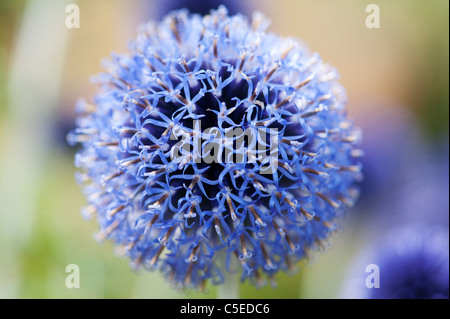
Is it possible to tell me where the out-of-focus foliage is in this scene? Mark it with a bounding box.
[0,0,26,116]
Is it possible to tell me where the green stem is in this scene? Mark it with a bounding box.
[217,272,239,299]
[217,252,239,299]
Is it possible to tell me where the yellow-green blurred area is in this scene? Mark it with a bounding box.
[0,0,448,299]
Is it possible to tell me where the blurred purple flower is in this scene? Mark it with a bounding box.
[343,227,449,299]
[155,0,249,19]
[342,128,449,298]
[368,137,449,229]
[351,102,448,229]
[354,104,419,206]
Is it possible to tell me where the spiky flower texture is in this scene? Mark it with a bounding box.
[69,7,362,290]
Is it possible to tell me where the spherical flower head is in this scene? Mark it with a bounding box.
[68,6,362,290]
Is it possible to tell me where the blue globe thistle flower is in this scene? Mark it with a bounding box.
[372,229,449,299]
[354,104,417,207]
[68,7,362,290]
[342,228,449,299]
[155,0,248,19]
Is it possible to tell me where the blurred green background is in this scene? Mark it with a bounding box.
[0,0,448,299]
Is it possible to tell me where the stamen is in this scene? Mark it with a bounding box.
[115,127,138,135]
[238,53,247,72]
[153,52,166,66]
[109,204,125,217]
[322,220,334,229]
[213,38,218,58]
[226,196,237,222]
[112,75,131,88]
[178,155,193,169]
[102,171,124,184]
[322,162,339,169]
[181,58,191,73]
[295,73,315,89]
[317,192,340,208]
[350,149,364,157]
[300,207,314,220]
[338,194,354,207]
[275,93,295,109]
[170,17,182,43]
[295,149,317,157]
[161,124,174,137]
[187,244,200,263]
[255,119,269,127]
[139,144,160,150]
[302,168,329,177]
[87,191,102,202]
[272,220,286,237]
[224,25,230,38]
[301,105,326,118]
[277,161,295,174]
[95,141,119,147]
[131,98,147,109]
[260,242,274,269]
[281,138,302,147]
[120,158,141,167]
[234,250,246,265]
[97,220,120,240]
[149,192,169,209]
[143,59,156,72]
[188,176,199,190]
[249,87,258,102]
[265,62,281,82]
[159,226,175,246]
[199,27,205,42]
[281,45,294,60]
[129,184,145,201]
[76,128,98,135]
[249,205,266,227]
[338,165,361,172]
[125,236,140,251]
[317,94,332,102]
[105,221,119,235]
[214,215,222,236]
[147,214,159,229]
[150,245,165,266]
[77,102,96,113]
[81,205,97,219]
[275,192,296,209]
[156,78,170,91]
[240,235,249,258]
[184,203,197,219]
[75,172,90,184]
[252,13,263,31]
[144,167,166,178]
[175,93,189,105]
[341,135,359,143]
[253,178,268,193]
[211,75,218,89]
[285,234,296,252]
